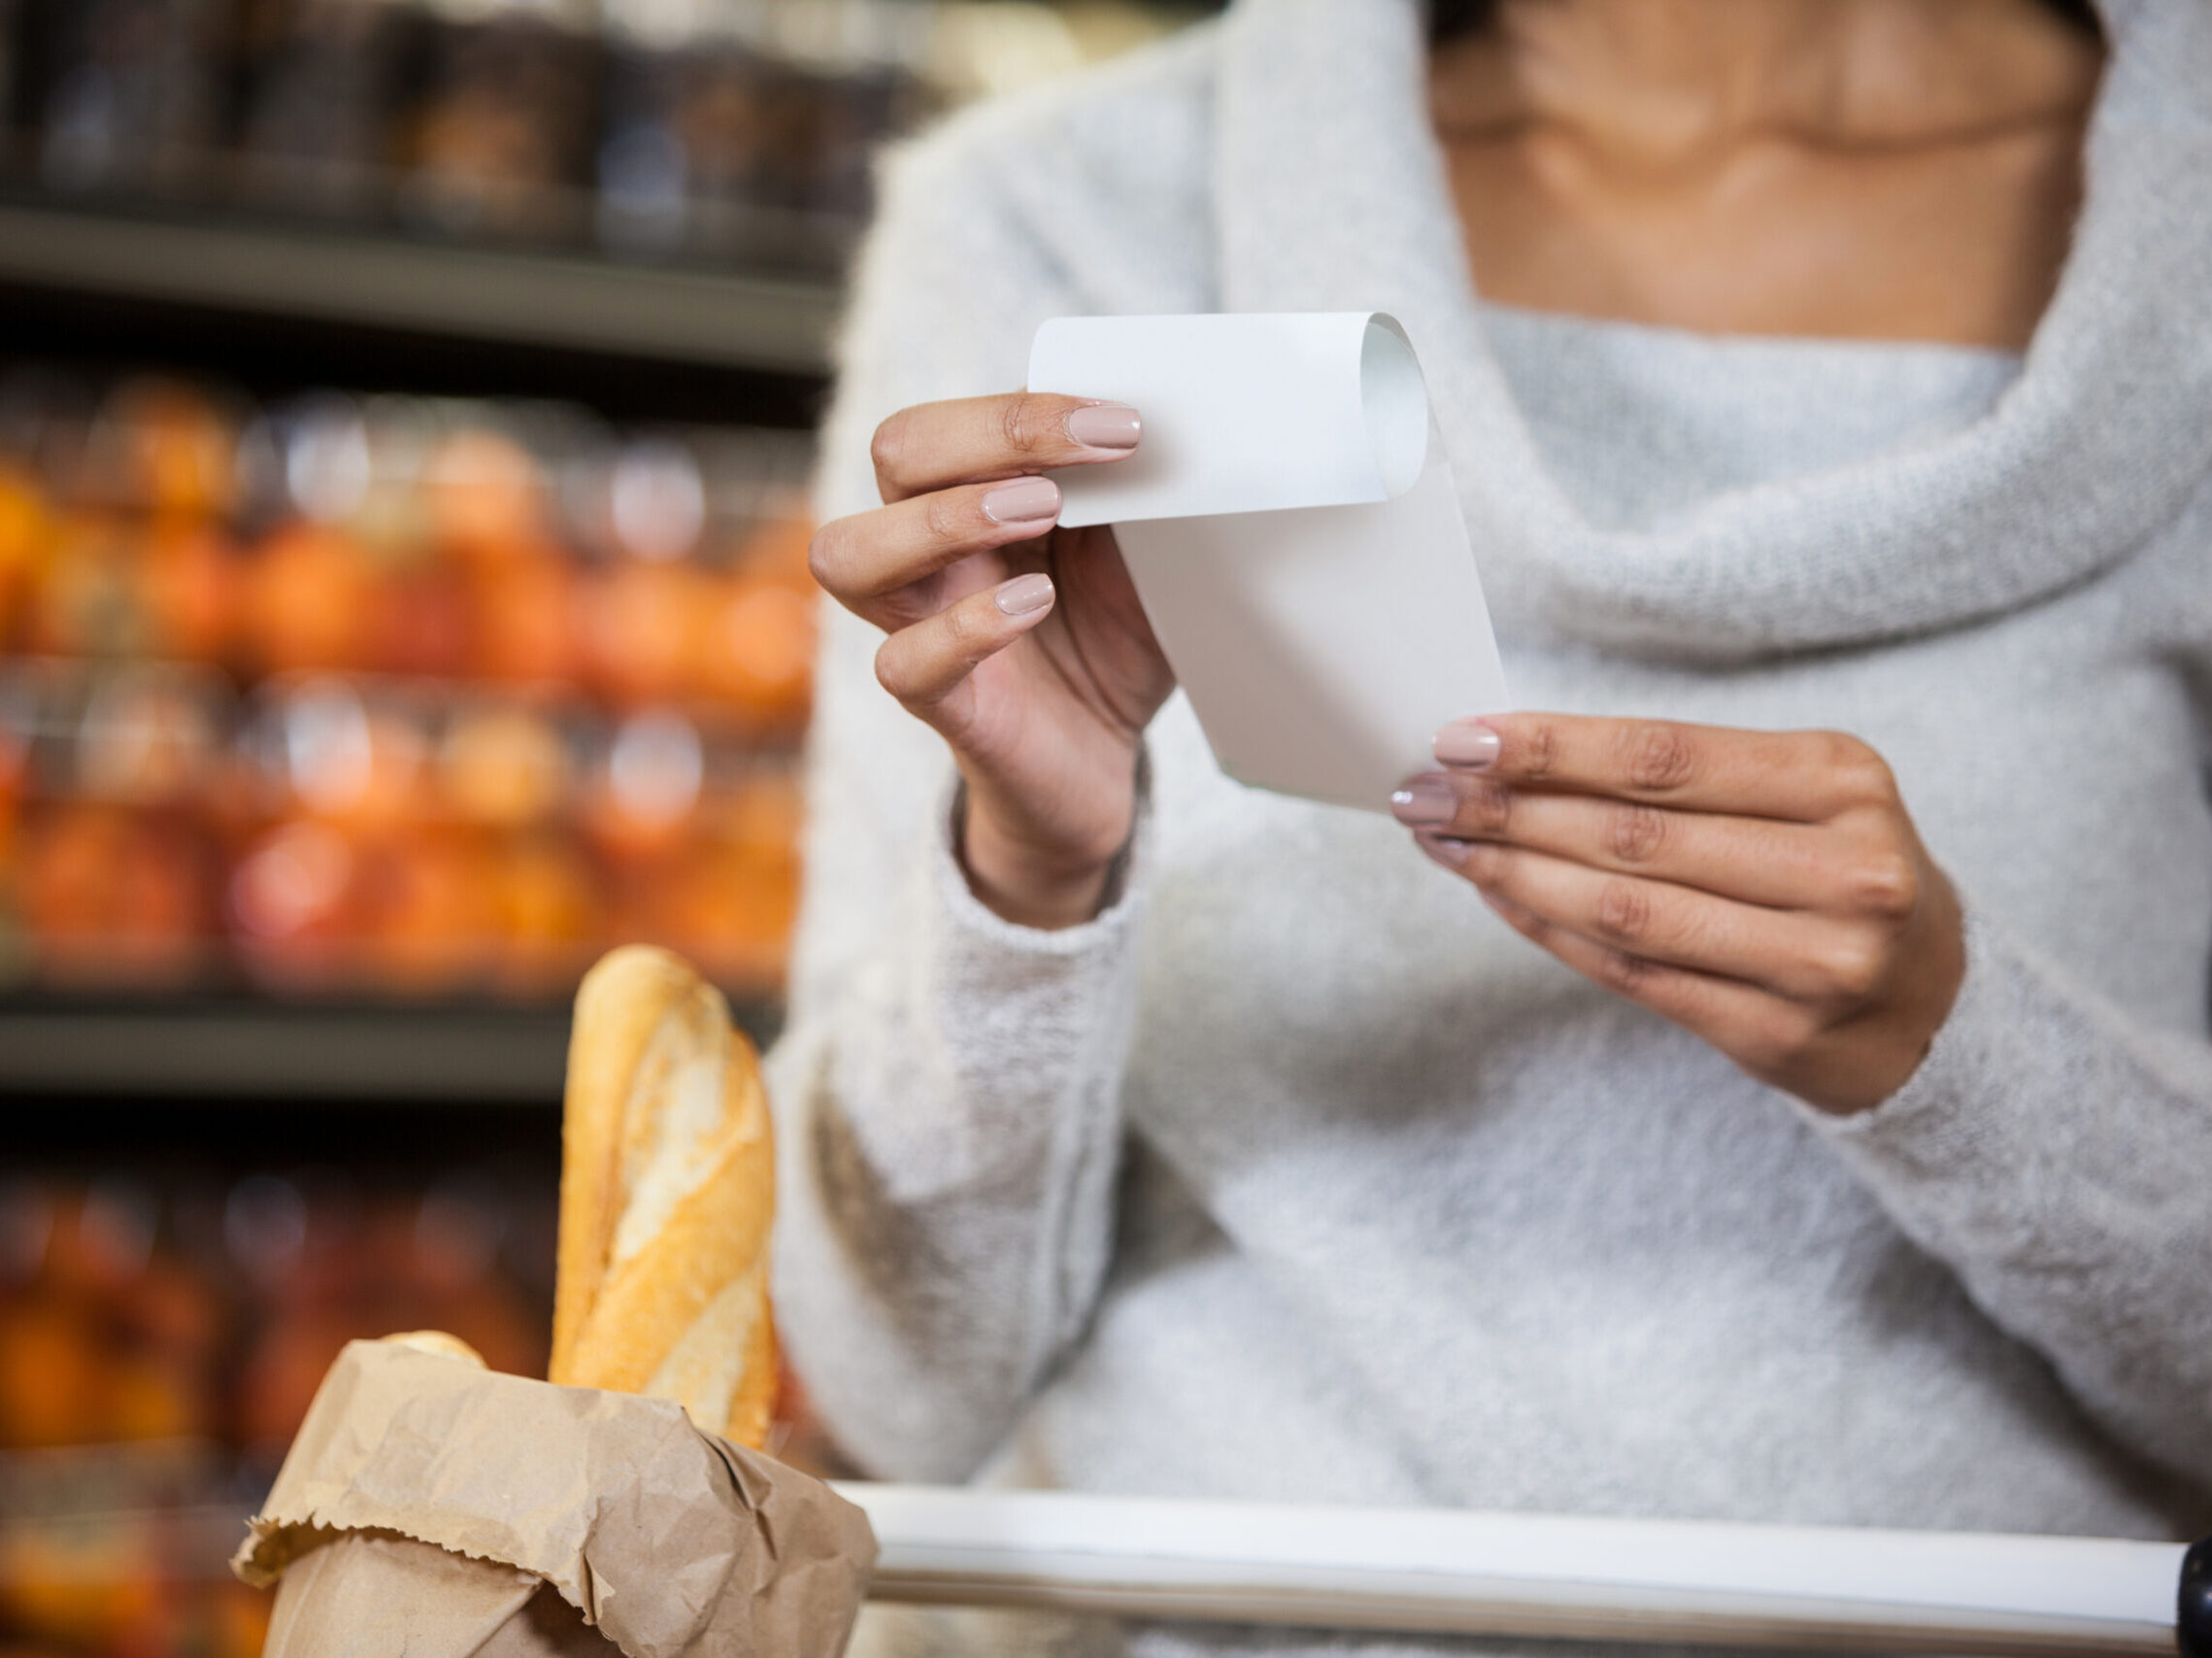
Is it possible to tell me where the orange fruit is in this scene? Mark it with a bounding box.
[245,522,375,673]
[139,523,242,660]
[697,574,816,726]
[580,558,711,707]
[470,548,578,683]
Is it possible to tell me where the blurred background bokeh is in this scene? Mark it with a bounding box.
[0,3,1209,1652]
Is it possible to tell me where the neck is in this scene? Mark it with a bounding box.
[1424,0,2106,346]
[1431,0,2101,162]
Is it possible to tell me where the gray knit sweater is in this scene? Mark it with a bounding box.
[769,0,2212,1645]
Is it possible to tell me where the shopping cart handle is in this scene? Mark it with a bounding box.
[2181,1537,2211,1658]
[839,1484,2195,1656]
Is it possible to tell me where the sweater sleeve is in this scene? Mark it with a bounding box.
[762,121,1151,1482]
[1805,901,2212,1495]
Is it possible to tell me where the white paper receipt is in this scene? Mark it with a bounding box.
[1028,312,1508,812]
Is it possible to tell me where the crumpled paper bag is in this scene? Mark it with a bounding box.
[231,1340,876,1658]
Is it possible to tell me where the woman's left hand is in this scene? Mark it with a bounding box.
[1392,714,1965,1116]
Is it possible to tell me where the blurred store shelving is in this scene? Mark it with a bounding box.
[4,0,1202,261]
[0,0,1215,1085]
[2,5,1206,1651]
[0,1162,557,1658]
[0,370,818,1009]
[0,0,1210,374]
[0,370,820,1653]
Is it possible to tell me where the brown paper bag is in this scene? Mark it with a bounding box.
[231,1340,876,1658]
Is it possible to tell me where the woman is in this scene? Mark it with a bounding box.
[772,0,2212,1647]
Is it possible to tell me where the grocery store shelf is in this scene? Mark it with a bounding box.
[0,995,782,1102]
[0,996,571,1101]
[0,198,841,376]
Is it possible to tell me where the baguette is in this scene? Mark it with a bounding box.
[549,944,778,1448]
[382,1331,486,1368]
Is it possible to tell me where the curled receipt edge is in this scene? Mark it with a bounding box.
[842,1482,2189,1656]
[1030,312,1508,812]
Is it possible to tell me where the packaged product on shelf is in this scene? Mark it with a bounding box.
[21,0,237,197]
[595,18,922,267]
[5,0,1192,270]
[232,0,426,218]
[698,510,819,727]
[401,9,604,242]
[0,658,229,989]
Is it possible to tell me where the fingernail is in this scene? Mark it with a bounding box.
[1389,773,1457,826]
[1066,404,1142,451]
[994,572,1056,616]
[1420,834,1472,869]
[1434,720,1501,770]
[982,476,1061,525]
[1481,890,1533,927]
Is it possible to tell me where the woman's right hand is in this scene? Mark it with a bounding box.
[809,392,1174,929]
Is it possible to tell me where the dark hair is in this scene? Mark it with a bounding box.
[1426,0,1496,42]
[1428,0,2102,46]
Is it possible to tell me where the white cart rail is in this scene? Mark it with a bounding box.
[837,1484,2209,1656]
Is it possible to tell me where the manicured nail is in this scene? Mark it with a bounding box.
[994,572,1056,616]
[1481,890,1534,928]
[1420,834,1472,869]
[982,476,1061,525]
[1066,404,1142,451]
[1389,773,1457,826]
[1433,720,1501,769]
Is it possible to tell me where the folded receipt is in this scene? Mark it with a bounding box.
[1029,313,1508,811]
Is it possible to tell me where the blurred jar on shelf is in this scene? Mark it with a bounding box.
[578,436,717,707]
[17,801,218,988]
[224,1168,548,1456]
[595,0,928,267]
[436,696,574,829]
[489,828,602,997]
[0,660,230,990]
[351,823,502,995]
[401,4,603,243]
[0,1181,230,1453]
[24,0,236,198]
[226,813,360,991]
[698,507,818,733]
[0,462,56,650]
[652,764,803,993]
[242,674,431,830]
[22,511,149,660]
[92,377,242,526]
[242,521,377,675]
[428,421,585,685]
[586,701,701,864]
[232,0,426,219]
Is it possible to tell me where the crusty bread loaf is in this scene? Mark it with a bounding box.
[382,1331,486,1368]
[549,944,778,1448]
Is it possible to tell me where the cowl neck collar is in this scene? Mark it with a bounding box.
[1213,0,2212,660]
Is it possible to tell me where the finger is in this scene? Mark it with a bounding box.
[1469,877,1819,1085]
[811,476,1063,628]
[1432,714,1896,824]
[872,393,1141,504]
[1393,773,1869,911]
[873,571,1056,737]
[1428,838,1879,1002]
